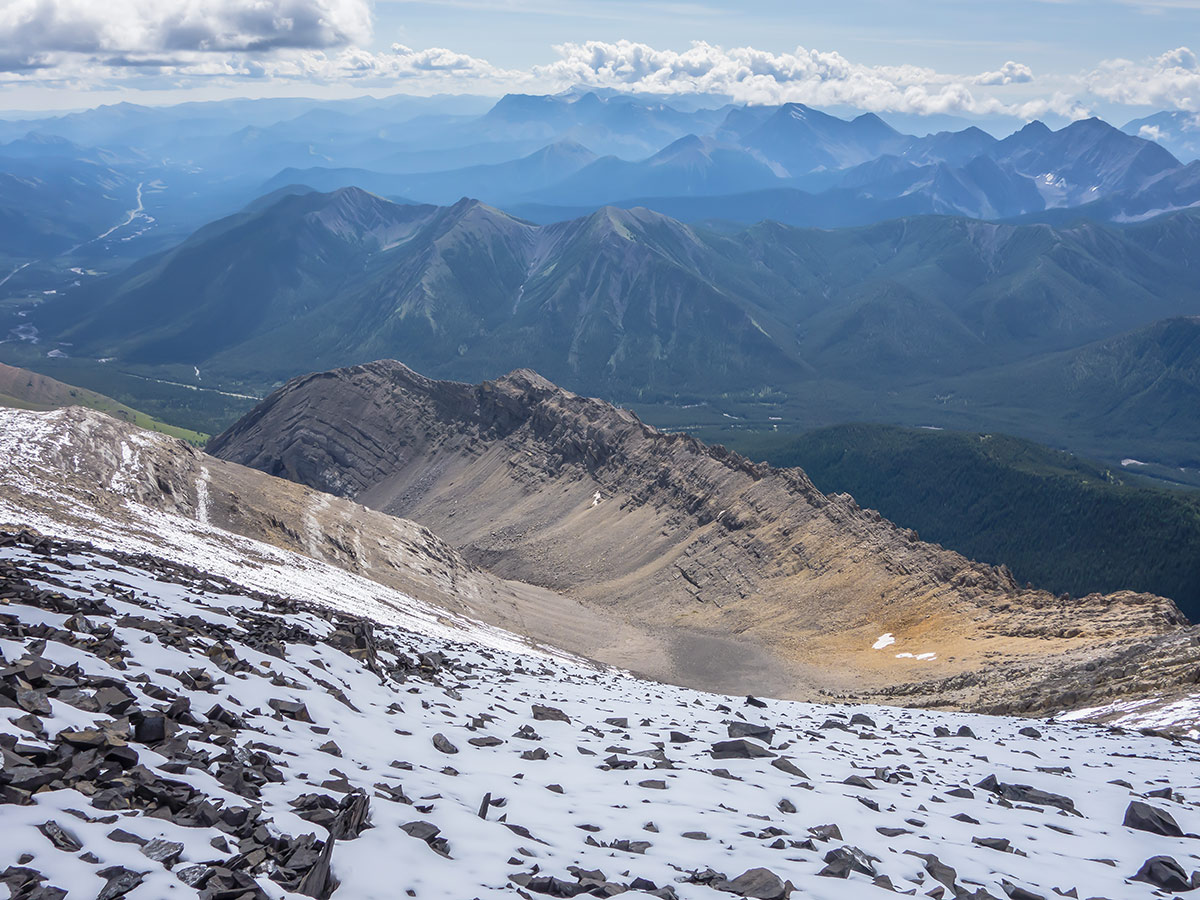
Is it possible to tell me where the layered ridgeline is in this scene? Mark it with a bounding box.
[269,102,1200,227]
[946,315,1200,467]
[208,360,1200,713]
[0,404,643,664]
[8,93,1200,281]
[33,187,1200,462]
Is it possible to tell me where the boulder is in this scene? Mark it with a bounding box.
[711,739,775,760]
[431,733,458,754]
[719,867,790,899]
[1131,855,1191,892]
[531,705,571,723]
[727,721,774,743]
[1123,800,1184,837]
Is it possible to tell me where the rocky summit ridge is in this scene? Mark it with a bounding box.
[208,360,1200,715]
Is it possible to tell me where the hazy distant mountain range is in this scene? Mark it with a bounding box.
[2,88,1199,477]
[3,90,1200,266]
[263,98,1200,229]
[17,185,1195,470]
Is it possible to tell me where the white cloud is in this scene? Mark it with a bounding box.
[0,0,372,64]
[267,44,513,82]
[531,41,1082,119]
[976,61,1034,86]
[0,1,1198,127]
[1083,46,1200,110]
[0,18,1116,125]
[1139,123,1167,140]
[0,0,527,91]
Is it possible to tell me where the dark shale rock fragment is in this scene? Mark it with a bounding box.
[431,733,458,754]
[818,846,877,878]
[96,866,145,900]
[1123,800,1184,836]
[727,721,774,743]
[718,867,790,899]
[268,699,313,722]
[711,739,775,759]
[532,704,571,723]
[1131,855,1195,892]
[975,775,1077,813]
[35,821,81,852]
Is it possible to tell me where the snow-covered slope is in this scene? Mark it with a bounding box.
[2,529,1198,900]
[0,406,625,664]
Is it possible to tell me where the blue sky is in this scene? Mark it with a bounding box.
[374,0,1191,73]
[1,0,1199,124]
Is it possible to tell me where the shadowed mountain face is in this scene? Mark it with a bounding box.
[720,103,913,175]
[38,188,1200,409]
[208,359,1199,711]
[0,154,138,256]
[991,118,1181,206]
[262,140,602,207]
[951,315,1200,463]
[1123,110,1200,163]
[524,134,785,204]
[722,421,1200,619]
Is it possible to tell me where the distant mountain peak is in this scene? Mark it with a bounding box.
[536,138,597,159]
[447,194,483,212]
[12,131,75,147]
[1068,116,1116,131]
[326,184,384,204]
[649,132,709,160]
[1015,120,1053,137]
[584,204,639,231]
[484,92,565,120]
[492,366,562,393]
[850,111,902,134]
[571,91,603,109]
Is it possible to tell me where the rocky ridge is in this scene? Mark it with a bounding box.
[0,405,652,663]
[208,360,1200,714]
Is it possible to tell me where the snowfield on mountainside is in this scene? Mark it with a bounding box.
[2,531,1199,900]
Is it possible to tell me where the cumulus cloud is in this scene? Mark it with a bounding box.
[265,43,513,82]
[389,44,499,73]
[1083,46,1200,110]
[0,0,528,91]
[0,18,1100,124]
[976,61,1034,86]
[0,0,372,64]
[531,41,1080,119]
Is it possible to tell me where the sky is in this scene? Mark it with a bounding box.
[1,0,1200,125]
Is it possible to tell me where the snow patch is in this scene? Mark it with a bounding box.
[0,409,570,662]
[195,466,211,525]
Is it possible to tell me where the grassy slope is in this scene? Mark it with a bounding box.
[722,423,1200,621]
[0,362,209,445]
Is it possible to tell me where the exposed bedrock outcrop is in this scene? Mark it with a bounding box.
[208,360,1200,712]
